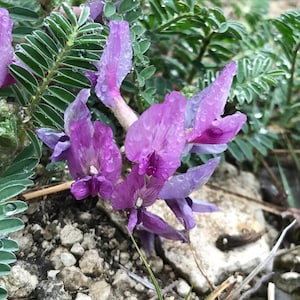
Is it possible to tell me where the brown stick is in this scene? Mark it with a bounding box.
[21,181,74,201]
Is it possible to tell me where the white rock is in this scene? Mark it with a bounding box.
[0,265,38,298]
[81,232,97,250]
[112,269,135,289]
[79,249,104,276]
[58,266,90,291]
[50,246,69,270]
[76,292,92,300]
[150,162,270,292]
[176,279,191,297]
[61,252,77,267]
[70,242,85,257]
[89,280,111,300]
[60,225,83,247]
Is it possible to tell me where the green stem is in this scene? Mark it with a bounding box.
[187,32,215,84]
[154,14,196,33]
[129,233,163,300]
[286,41,300,105]
[28,26,79,116]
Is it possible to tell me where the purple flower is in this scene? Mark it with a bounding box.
[125,91,187,180]
[159,157,220,230]
[85,0,104,21]
[0,8,15,88]
[185,62,247,154]
[94,21,132,107]
[111,165,187,241]
[36,89,91,162]
[68,119,121,200]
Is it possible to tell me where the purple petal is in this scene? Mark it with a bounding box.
[192,112,247,144]
[85,0,104,21]
[186,62,237,142]
[64,89,91,135]
[186,143,228,154]
[159,157,220,199]
[111,165,144,210]
[36,128,66,149]
[186,198,219,213]
[84,71,97,87]
[165,198,196,230]
[67,120,93,178]
[138,230,156,255]
[92,121,121,183]
[0,8,15,88]
[125,91,187,180]
[95,21,132,107]
[128,209,138,233]
[71,176,92,200]
[51,139,70,162]
[139,210,187,242]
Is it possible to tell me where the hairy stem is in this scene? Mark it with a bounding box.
[286,41,300,104]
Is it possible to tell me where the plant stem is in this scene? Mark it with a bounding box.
[129,233,163,300]
[154,14,196,33]
[286,41,300,105]
[187,32,215,84]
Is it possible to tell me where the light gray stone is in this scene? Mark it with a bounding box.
[36,280,71,300]
[150,162,270,292]
[70,242,85,257]
[275,271,300,293]
[60,224,83,247]
[0,265,38,298]
[58,266,90,291]
[112,269,135,290]
[176,279,191,297]
[50,246,69,270]
[89,280,111,300]
[61,252,77,267]
[81,232,97,250]
[79,250,104,277]
[75,292,92,300]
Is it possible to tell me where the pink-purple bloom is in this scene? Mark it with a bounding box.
[36,89,91,162]
[0,8,15,88]
[68,119,121,200]
[159,157,220,230]
[111,165,187,241]
[125,91,187,180]
[94,21,132,107]
[184,62,247,154]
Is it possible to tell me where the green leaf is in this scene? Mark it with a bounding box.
[140,65,156,80]
[0,287,7,300]
[0,251,16,265]
[61,3,78,27]
[3,157,38,177]
[0,264,11,276]
[78,6,91,27]
[26,130,42,158]
[0,201,27,219]
[104,2,116,18]
[0,218,24,235]
[0,239,19,252]
[9,64,38,95]
[8,7,39,22]
[118,0,140,13]
[37,104,64,129]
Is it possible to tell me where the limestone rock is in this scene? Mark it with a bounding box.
[79,250,104,277]
[36,280,71,300]
[61,252,77,267]
[58,266,90,291]
[60,224,83,247]
[0,265,38,298]
[89,280,112,300]
[151,162,271,292]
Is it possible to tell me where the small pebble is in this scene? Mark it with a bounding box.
[61,252,77,267]
[176,279,191,297]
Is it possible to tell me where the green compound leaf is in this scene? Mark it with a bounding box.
[0,201,28,220]
[0,239,19,252]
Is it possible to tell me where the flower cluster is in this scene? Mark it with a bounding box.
[33,17,246,245]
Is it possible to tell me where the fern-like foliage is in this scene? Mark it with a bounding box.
[0,130,41,298]
[9,4,104,129]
